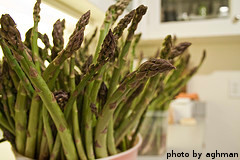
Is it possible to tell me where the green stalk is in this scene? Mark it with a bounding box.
[63,60,70,89]
[163,56,187,85]
[32,0,41,72]
[72,102,87,159]
[90,12,137,154]
[0,87,15,130]
[25,20,86,158]
[107,116,117,155]
[108,78,143,154]
[39,132,49,160]
[50,136,61,160]
[6,88,15,119]
[1,42,35,158]
[0,39,34,97]
[36,108,43,156]
[42,28,84,83]
[8,67,19,89]
[108,5,147,98]
[70,53,87,160]
[93,0,132,63]
[15,84,28,155]
[31,22,40,72]
[24,50,78,160]
[130,107,147,146]
[0,110,15,135]
[50,65,100,159]
[51,30,116,159]
[94,57,172,158]
[43,11,89,81]
[114,83,144,127]
[93,23,111,63]
[2,60,15,120]
[95,76,136,158]
[25,94,42,158]
[42,106,54,152]
[151,51,206,110]
[130,33,142,72]
[114,35,172,145]
[114,75,159,145]
[82,82,95,160]
[107,41,131,97]
[1,14,78,160]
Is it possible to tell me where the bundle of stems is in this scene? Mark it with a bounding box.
[136,41,206,155]
[0,0,206,159]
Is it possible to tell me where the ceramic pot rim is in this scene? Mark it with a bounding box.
[13,135,142,160]
[97,134,142,160]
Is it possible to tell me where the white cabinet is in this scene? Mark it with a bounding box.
[133,0,240,39]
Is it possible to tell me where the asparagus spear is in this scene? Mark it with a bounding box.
[114,83,144,127]
[50,30,116,160]
[0,109,15,135]
[42,106,54,152]
[0,14,78,160]
[150,51,206,110]
[94,58,175,158]
[2,60,15,119]
[0,38,34,97]
[81,55,93,75]
[51,19,65,60]
[114,35,173,145]
[168,42,191,59]
[25,94,42,158]
[8,66,19,90]
[137,51,143,67]
[164,54,190,85]
[81,14,135,156]
[31,0,41,72]
[86,9,136,121]
[113,10,135,40]
[130,33,142,72]
[93,0,132,63]
[108,5,147,98]
[39,132,49,160]
[81,30,116,160]
[98,82,108,108]
[39,33,51,61]
[70,53,87,160]
[75,30,96,69]
[14,84,28,155]
[43,10,89,82]
[26,11,89,157]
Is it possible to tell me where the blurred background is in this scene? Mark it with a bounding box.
[0,0,239,159]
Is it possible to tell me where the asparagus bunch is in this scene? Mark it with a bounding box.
[0,0,206,159]
[137,42,206,155]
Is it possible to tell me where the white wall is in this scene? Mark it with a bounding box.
[188,71,240,153]
[0,0,83,58]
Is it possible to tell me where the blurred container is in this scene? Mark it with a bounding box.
[170,98,194,123]
[139,110,168,156]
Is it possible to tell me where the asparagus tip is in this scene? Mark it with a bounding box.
[33,0,41,22]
